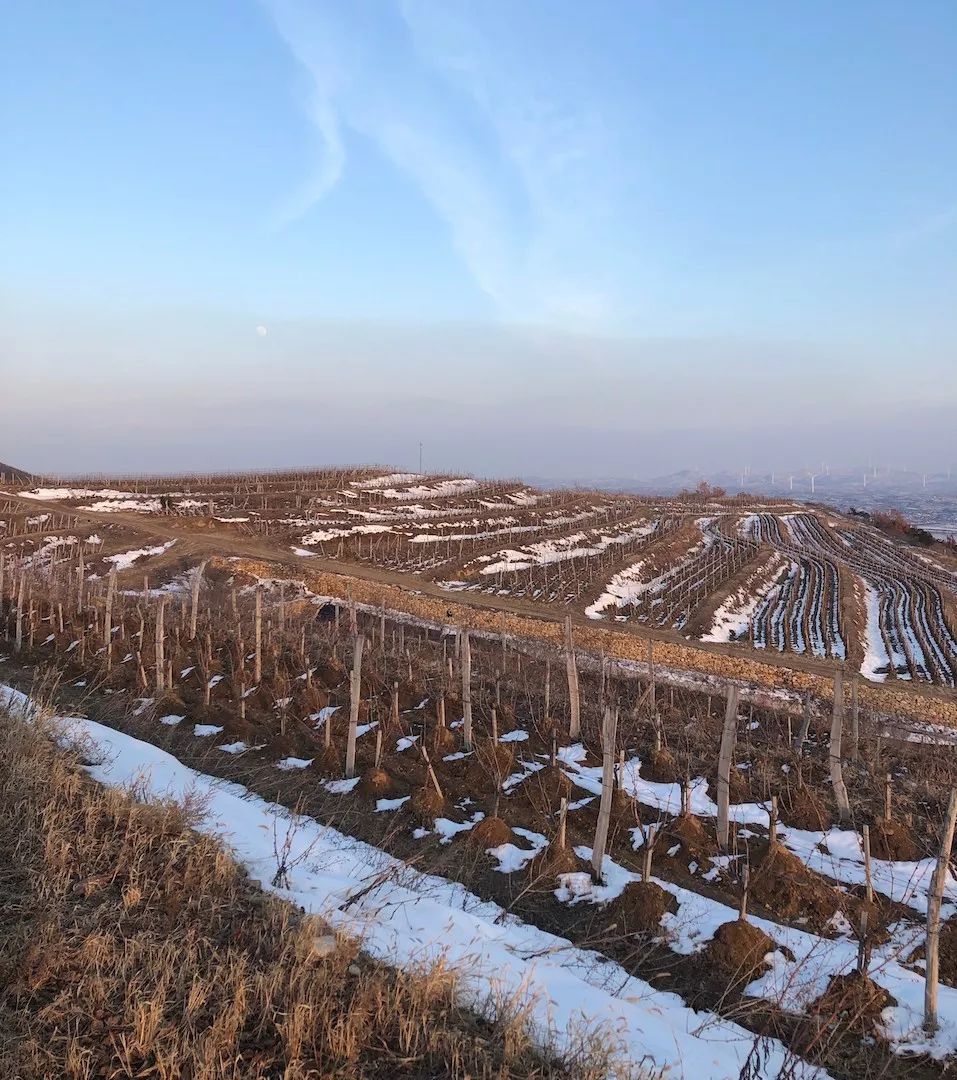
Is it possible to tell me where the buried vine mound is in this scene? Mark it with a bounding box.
[611,881,678,935]
[705,918,778,984]
[810,972,895,1037]
[750,842,841,929]
[467,814,514,849]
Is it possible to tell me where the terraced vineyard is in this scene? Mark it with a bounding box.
[5,463,957,1077]
[3,466,957,689]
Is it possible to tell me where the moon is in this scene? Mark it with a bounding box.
[256,325,268,337]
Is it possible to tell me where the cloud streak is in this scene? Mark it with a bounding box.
[262,0,621,327]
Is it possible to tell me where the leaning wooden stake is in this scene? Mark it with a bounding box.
[925,788,957,1033]
[344,633,365,779]
[564,616,581,740]
[716,684,740,852]
[590,705,619,883]
[829,668,852,825]
[461,630,473,751]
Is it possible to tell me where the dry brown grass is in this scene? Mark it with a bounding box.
[0,708,627,1080]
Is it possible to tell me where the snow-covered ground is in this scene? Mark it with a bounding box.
[861,581,891,681]
[701,555,783,643]
[479,520,658,577]
[104,540,176,571]
[0,683,826,1079]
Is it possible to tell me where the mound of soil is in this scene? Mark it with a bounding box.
[869,818,920,862]
[309,746,342,777]
[781,786,832,832]
[706,769,749,805]
[467,815,514,849]
[431,726,458,755]
[664,813,716,859]
[750,843,841,929]
[612,881,677,936]
[473,742,515,780]
[526,844,582,883]
[706,919,777,983]
[396,682,420,710]
[358,768,395,798]
[811,972,894,1036]
[640,749,679,783]
[409,785,446,824]
[220,716,257,743]
[315,662,346,689]
[611,787,636,819]
[263,733,299,758]
[514,765,573,813]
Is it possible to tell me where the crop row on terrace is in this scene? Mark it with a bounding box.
[6,467,957,695]
[5,550,957,1078]
[740,513,957,687]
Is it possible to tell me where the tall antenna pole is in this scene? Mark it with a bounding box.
[418,442,423,473]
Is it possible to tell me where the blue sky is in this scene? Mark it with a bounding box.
[2,1,955,477]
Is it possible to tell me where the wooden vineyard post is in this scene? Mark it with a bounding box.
[716,684,740,852]
[641,824,658,882]
[862,824,874,906]
[189,559,207,641]
[590,705,619,883]
[739,863,750,920]
[104,566,117,666]
[793,691,812,755]
[254,585,263,685]
[564,616,581,740]
[15,572,25,652]
[154,596,166,694]
[829,668,852,825]
[345,633,365,779]
[925,788,957,1033]
[390,681,400,728]
[544,658,551,721]
[849,675,860,763]
[647,638,656,716]
[76,548,85,614]
[461,630,473,751]
[556,797,568,851]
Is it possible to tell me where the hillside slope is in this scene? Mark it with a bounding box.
[0,460,31,483]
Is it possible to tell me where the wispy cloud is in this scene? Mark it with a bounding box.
[892,204,957,245]
[262,0,620,327]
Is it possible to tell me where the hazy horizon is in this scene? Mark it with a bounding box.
[3,2,955,477]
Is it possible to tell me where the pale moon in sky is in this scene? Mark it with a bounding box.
[256,325,268,337]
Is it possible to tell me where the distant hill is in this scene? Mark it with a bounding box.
[0,461,31,483]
